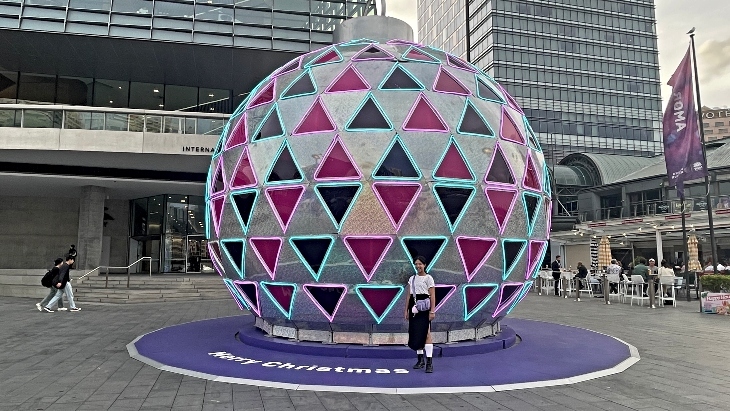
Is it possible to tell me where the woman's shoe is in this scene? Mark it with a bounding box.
[413,354,425,369]
[425,357,433,373]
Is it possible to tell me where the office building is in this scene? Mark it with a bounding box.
[418,0,663,162]
[0,0,376,272]
[702,106,730,142]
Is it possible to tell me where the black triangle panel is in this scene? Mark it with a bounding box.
[347,97,391,130]
[316,185,360,224]
[402,238,446,269]
[501,283,522,303]
[503,240,527,272]
[213,164,225,192]
[267,145,301,183]
[291,238,333,275]
[477,78,504,102]
[359,46,390,59]
[231,192,256,227]
[375,140,419,178]
[254,108,284,141]
[486,149,514,184]
[434,186,474,225]
[237,282,258,309]
[459,102,494,136]
[306,286,344,316]
[222,240,245,271]
[282,72,316,98]
[381,66,422,90]
[524,193,540,226]
[433,285,454,308]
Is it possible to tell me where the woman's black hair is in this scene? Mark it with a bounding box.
[413,255,428,271]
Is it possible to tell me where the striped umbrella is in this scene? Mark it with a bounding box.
[598,236,612,269]
[687,235,702,271]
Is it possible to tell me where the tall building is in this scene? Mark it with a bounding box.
[418,0,663,162]
[0,0,375,271]
[702,106,730,142]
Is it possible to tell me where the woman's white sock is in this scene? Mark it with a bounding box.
[425,344,433,358]
[417,349,424,355]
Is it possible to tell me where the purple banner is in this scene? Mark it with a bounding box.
[662,46,707,199]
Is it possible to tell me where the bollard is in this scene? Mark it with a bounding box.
[603,274,610,305]
[648,274,656,308]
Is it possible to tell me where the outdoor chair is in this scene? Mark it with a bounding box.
[619,273,632,303]
[659,276,677,307]
[630,275,650,307]
[607,273,622,303]
[574,275,594,300]
[539,271,553,295]
[559,271,575,298]
[673,277,685,299]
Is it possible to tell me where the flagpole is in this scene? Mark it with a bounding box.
[680,198,691,301]
[689,31,718,275]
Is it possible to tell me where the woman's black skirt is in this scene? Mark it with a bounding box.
[407,293,430,351]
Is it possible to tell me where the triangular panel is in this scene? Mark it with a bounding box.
[433,284,457,312]
[433,67,470,95]
[314,135,362,180]
[303,284,347,322]
[456,237,497,282]
[525,119,542,151]
[523,152,542,192]
[221,239,245,278]
[225,115,247,149]
[446,54,477,72]
[463,284,498,321]
[247,81,275,109]
[230,190,258,234]
[292,97,336,135]
[492,282,524,318]
[526,241,547,280]
[234,281,260,316]
[249,237,283,280]
[344,236,393,281]
[433,184,476,232]
[372,182,422,230]
[265,185,305,232]
[252,104,285,141]
[261,281,297,319]
[458,100,495,137]
[210,158,225,197]
[476,76,505,103]
[434,138,476,181]
[290,236,335,281]
[485,188,518,234]
[543,164,552,197]
[506,281,533,315]
[325,65,370,93]
[402,46,439,63]
[280,70,316,99]
[352,44,395,61]
[224,278,247,310]
[355,285,404,323]
[500,107,525,144]
[501,87,523,113]
[502,239,527,280]
[379,65,424,90]
[230,147,257,189]
[485,145,515,185]
[401,237,448,272]
[403,93,449,132]
[314,184,362,230]
[522,192,543,235]
[271,58,299,78]
[346,93,393,131]
[210,196,225,237]
[372,137,421,179]
[306,47,343,67]
[266,142,303,184]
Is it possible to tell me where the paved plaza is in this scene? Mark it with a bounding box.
[1,292,728,411]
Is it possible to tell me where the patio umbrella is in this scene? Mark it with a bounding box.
[598,236,612,269]
[687,235,702,271]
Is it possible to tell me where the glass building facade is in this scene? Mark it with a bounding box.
[418,0,663,162]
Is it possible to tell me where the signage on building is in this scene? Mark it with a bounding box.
[656,202,670,214]
[183,146,215,153]
[702,109,730,119]
[693,199,708,212]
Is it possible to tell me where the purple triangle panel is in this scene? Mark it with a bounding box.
[464,284,497,315]
[249,237,283,280]
[314,135,362,181]
[435,141,473,181]
[493,282,524,318]
[485,188,518,235]
[344,236,393,281]
[325,65,370,93]
[358,287,401,318]
[456,237,497,282]
[403,93,449,132]
[433,67,470,95]
[247,81,275,109]
[292,97,336,135]
[265,185,306,233]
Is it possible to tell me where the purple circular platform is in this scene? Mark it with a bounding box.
[127,316,639,394]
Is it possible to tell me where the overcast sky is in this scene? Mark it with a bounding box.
[386,0,729,108]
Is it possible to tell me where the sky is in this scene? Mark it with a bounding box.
[386,0,730,108]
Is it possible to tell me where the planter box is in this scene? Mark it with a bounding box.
[701,292,730,315]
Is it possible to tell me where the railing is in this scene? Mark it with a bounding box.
[0,104,228,136]
[77,257,152,289]
[581,195,730,222]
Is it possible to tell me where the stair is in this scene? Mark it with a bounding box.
[72,274,229,304]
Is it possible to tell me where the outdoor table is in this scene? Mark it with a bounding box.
[648,274,658,309]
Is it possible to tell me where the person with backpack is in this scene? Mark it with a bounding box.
[42,256,80,312]
[37,258,65,312]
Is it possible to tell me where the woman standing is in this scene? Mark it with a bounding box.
[404,256,436,373]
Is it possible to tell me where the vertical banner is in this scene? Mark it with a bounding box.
[662,46,707,198]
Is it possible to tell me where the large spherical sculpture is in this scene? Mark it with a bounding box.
[206,38,552,342]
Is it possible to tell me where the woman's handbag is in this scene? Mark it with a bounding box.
[410,276,431,312]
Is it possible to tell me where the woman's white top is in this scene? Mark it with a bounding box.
[658,267,674,277]
[410,274,435,294]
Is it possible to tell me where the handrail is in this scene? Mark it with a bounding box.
[75,257,152,288]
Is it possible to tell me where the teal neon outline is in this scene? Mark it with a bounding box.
[220,239,246,279]
[344,92,394,132]
[400,236,449,273]
[433,136,477,183]
[280,69,317,100]
[313,182,363,231]
[543,163,551,196]
[401,45,440,64]
[431,183,476,233]
[377,63,425,91]
[304,46,343,68]
[265,140,305,186]
[501,239,527,280]
[462,283,499,321]
[339,38,379,46]
[205,199,211,239]
[522,192,543,236]
[506,281,533,315]
[251,103,286,142]
[354,285,404,324]
[205,163,213,201]
[524,118,542,152]
[474,74,506,104]
[260,281,298,319]
[371,135,422,181]
[229,189,259,235]
[211,122,229,160]
[289,235,335,281]
[530,243,548,279]
[457,99,496,138]
[224,278,249,309]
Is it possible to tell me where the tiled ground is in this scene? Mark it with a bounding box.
[1,289,727,411]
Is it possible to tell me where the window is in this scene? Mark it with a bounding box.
[715,121,725,127]
[129,82,164,109]
[56,76,93,105]
[164,85,197,111]
[93,79,129,108]
[17,73,55,104]
[0,71,18,103]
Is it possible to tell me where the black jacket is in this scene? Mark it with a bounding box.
[551,260,561,275]
[577,265,589,278]
[54,262,71,289]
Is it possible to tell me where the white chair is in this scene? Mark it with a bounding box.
[560,271,575,298]
[659,276,677,307]
[619,273,632,303]
[630,275,650,307]
[574,275,594,300]
[607,273,622,303]
[673,277,685,299]
[539,271,553,295]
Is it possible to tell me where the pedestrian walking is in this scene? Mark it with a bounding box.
[37,258,65,311]
[43,256,80,312]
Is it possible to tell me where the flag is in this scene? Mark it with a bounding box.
[662,45,707,199]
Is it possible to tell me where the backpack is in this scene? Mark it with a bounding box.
[41,269,55,288]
